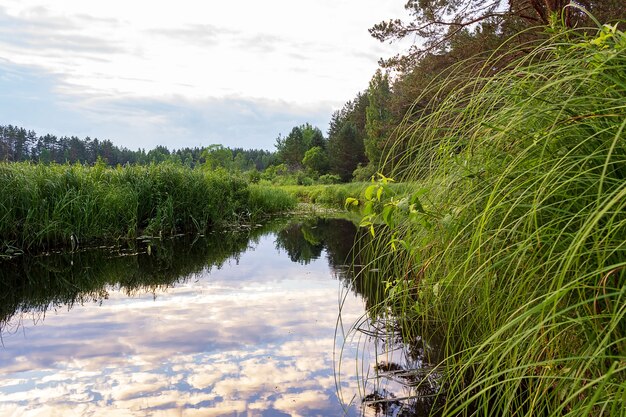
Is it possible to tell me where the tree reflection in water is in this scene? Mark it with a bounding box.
[274,217,445,416]
[0,216,444,416]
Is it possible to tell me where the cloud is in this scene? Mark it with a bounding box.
[0,0,416,152]
[273,390,330,416]
[234,33,289,54]
[147,24,290,55]
[0,58,334,151]
[0,59,93,136]
[65,94,334,150]
[0,234,366,416]
[0,2,401,152]
[0,6,125,56]
[147,24,231,47]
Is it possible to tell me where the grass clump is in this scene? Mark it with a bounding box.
[0,162,293,254]
[247,184,297,218]
[351,23,626,416]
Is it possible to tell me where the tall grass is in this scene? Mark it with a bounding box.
[353,23,626,416]
[247,184,297,218]
[280,182,415,207]
[0,162,295,253]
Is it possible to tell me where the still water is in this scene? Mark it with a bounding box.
[0,218,438,417]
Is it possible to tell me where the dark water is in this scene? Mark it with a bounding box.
[0,217,441,417]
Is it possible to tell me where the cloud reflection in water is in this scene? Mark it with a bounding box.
[0,232,365,417]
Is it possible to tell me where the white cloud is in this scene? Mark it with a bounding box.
[0,0,413,149]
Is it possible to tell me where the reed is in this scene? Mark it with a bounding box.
[352,22,626,416]
[247,184,297,218]
[0,162,294,254]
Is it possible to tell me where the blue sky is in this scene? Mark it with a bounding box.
[0,1,410,151]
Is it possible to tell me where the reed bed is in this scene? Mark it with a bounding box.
[352,23,626,416]
[0,162,295,253]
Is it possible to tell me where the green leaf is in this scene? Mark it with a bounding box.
[364,184,377,201]
[363,200,374,216]
[410,194,425,213]
[388,237,406,252]
[382,204,395,228]
[376,173,395,184]
[344,197,359,209]
[376,186,384,201]
[359,217,373,228]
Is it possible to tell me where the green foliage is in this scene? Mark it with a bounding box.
[275,123,326,170]
[246,185,297,218]
[281,181,409,209]
[318,173,341,185]
[0,127,278,171]
[327,93,369,181]
[368,0,619,69]
[296,173,314,186]
[0,162,294,254]
[201,144,233,170]
[260,163,288,182]
[246,169,261,184]
[352,163,377,182]
[365,69,393,169]
[328,122,367,182]
[302,146,329,175]
[350,24,626,416]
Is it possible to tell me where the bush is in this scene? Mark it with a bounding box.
[247,185,297,218]
[352,163,377,182]
[318,174,341,184]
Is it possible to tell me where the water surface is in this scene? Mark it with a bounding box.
[0,218,438,416]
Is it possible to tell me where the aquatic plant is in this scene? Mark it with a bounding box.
[349,21,626,416]
[247,184,297,218]
[0,162,294,254]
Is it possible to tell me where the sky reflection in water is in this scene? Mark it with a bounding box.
[0,222,366,417]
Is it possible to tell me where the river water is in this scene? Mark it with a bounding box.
[0,217,439,417]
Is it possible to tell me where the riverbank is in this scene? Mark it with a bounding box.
[0,162,296,256]
[347,26,626,415]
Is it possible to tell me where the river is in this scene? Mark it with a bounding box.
[0,217,440,417]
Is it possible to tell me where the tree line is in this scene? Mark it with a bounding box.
[0,125,277,171]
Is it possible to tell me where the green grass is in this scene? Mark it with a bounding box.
[0,162,296,254]
[279,182,415,207]
[247,184,297,218]
[350,23,626,416]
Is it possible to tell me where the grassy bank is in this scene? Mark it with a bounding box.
[279,182,414,207]
[0,162,295,254]
[350,24,626,415]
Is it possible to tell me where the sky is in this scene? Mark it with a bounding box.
[0,1,411,151]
